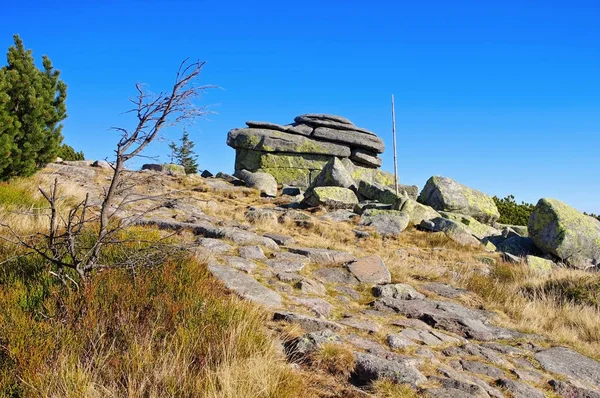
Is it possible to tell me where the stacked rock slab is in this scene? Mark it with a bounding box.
[227,114,389,189]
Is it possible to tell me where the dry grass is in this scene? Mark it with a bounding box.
[309,343,356,378]
[371,380,419,398]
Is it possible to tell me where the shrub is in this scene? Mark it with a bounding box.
[56,143,84,161]
[492,195,535,226]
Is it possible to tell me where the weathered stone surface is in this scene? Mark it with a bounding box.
[422,387,478,398]
[192,222,280,251]
[245,121,313,136]
[373,298,523,341]
[292,297,334,317]
[495,236,540,257]
[287,246,356,265]
[215,172,244,185]
[208,264,281,308]
[313,267,359,285]
[335,286,361,300]
[418,176,500,224]
[399,199,441,225]
[276,272,302,283]
[459,360,505,378]
[422,282,467,299]
[273,311,342,332]
[294,114,376,136]
[238,245,267,260]
[257,167,313,187]
[535,347,600,389]
[350,148,382,168]
[548,379,600,398]
[265,258,307,272]
[358,180,406,206]
[281,185,302,196]
[141,163,186,176]
[346,255,391,284]
[224,256,257,273]
[419,217,481,246]
[529,198,600,269]
[312,127,384,153]
[234,169,278,197]
[339,317,382,334]
[91,160,111,169]
[495,378,545,398]
[303,186,358,209]
[401,328,461,346]
[352,352,426,386]
[359,210,410,237]
[295,278,326,296]
[373,284,425,300]
[227,128,351,157]
[296,113,354,125]
[310,157,356,190]
[245,207,278,223]
[439,211,500,239]
[196,238,232,254]
[427,376,490,397]
[320,209,357,222]
[525,255,554,274]
[235,148,330,171]
[263,233,295,246]
[354,201,393,214]
[386,333,417,349]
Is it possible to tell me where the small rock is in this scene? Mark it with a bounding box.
[273,311,342,332]
[338,317,381,334]
[359,210,410,237]
[548,379,600,398]
[208,264,281,308]
[282,185,302,196]
[276,272,302,283]
[386,333,417,349]
[196,238,233,254]
[292,297,334,318]
[401,328,461,347]
[265,258,306,272]
[200,170,213,178]
[373,283,425,300]
[353,229,371,239]
[238,245,267,260]
[352,352,426,386]
[495,378,545,398]
[346,255,391,284]
[224,256,256,273]
[263,233,295,245]
[287,246,356,265]
[285,329,342,358]
[459,360,505,378]
[525,255,554,274]
[235,169,278,197]
[313,267,359,285]
[295,278,327,295]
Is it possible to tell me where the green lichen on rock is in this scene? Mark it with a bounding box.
[399,199,441,225]
[418,176,500,225]
[529,198,600,269]
[235,149,331,171]
[303,186,358,209]
[358,180,405,206]
[525,255,554,274]
[161,163,186,176]
[439,211,499,239]
[257,168,312,187]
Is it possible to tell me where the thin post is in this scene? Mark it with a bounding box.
[391,94,398,194]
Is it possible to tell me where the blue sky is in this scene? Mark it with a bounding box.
[2,1,599,213]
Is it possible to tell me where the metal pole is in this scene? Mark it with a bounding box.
[392,94,398,194]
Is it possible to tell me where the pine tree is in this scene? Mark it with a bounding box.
[57,143,85,161]
[0,35,67,181]
[171,129,198,174]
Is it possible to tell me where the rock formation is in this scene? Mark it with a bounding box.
[227,113,402,189]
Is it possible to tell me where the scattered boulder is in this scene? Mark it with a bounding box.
[91,160,111,169]
[200,170,213,178]
[494,235,540,257]
[359,210,410,237]
[418,176,500,224]
[439,211,499,239]
[529,198,600,269]
[352,352,426,386]
[346,255,391,284]
[235,169,278,197]
[286,246,356,265]
[215,172,244,185]
[525,255,554,274]
[303,186,358,209]
[373,284,425,300]
[238,245,267,260]
[419,217,481,246]
[358,180,406,206]
[399,199,441,225]
[141,163,186,176]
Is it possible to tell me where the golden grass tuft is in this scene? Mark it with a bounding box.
[309,343,356,378]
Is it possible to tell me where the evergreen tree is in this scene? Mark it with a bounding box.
[170,129,198,174]
[0,35,67,181]
[57,143,85,161]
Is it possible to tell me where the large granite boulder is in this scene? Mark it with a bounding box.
[529,198,600,269]
[399,199,441,225]
[141,163,186,176]
[418,176,500,224]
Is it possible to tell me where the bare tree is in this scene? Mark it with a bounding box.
[1,59,214,283]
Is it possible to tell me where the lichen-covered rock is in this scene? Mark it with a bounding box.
[141,163,186,176]
[439,211,500,239]
[235,149,331,171]
[310,157,356,190]
[358,180,407,206]
[359,210,410,237]
[529,198,600,269]
[399,199,441,225]
[350,148,382,168]
[418,176,500,224]
[234,169,278,197]
[303,186,358,209]
[419,217,481,246]
[346,255,391,284]
[525,255,554,274]
[227,128,351,157]
[312,127,385,153]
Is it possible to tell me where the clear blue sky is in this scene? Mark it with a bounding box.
[3,1,599,213]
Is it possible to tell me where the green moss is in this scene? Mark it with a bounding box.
[258,168,311,187]
[525,255,553,274]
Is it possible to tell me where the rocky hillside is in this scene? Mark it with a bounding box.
[25,157,600,397]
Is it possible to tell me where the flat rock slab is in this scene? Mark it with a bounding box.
[238,245,267,260]
[286,246,356,265]
[265,258,306,272]
[197,238,233,254]
[312,126,385,153]
[224,256,257,273]
[549,379,600,398]
[273,311,342,332]
[346,255,391,284]
[295,278,326,295]
[208,264,282,308]
[291,297,334,318]
[313,267,359,285]
[373,283,425,300]
[459,360,505,378]
[495,378,545,398]
[373,298,524,341]
[263,233,296,246]
[401,328,461,347]
[535,347,600,390]
[338,317,382,334]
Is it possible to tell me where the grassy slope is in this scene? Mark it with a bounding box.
[1,169,599,397]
